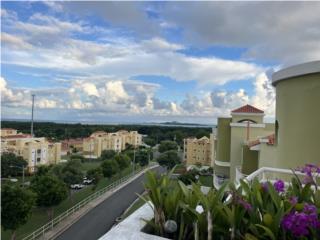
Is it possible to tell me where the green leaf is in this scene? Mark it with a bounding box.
[255,224,276,240]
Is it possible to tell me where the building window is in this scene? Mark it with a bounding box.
[37,158,41,162]
[37,149,41,154]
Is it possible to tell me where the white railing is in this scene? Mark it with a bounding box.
[243,166,319,188]
[213,174,229,189]
[22,163,158,240]
[235,166,247,186]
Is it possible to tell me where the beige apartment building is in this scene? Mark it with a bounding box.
[183,134,214,167]
[1,129,61,173]
[83,130,142,158]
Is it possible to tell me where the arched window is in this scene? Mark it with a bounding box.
[237,119,257,123]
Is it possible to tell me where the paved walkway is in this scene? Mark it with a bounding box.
[46,165,164,240]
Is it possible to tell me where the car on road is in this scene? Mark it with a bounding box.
[70,184,84,190]
[83,177,93,185]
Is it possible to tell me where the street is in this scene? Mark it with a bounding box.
[55,166,165,240]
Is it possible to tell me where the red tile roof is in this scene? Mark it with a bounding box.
[2,134,32,139]
[231,104,264,114]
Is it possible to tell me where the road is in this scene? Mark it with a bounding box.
[55,166,165,240]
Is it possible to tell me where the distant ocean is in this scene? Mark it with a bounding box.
[1,118,215,129]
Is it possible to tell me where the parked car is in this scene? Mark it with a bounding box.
[83,177,93,185]
[70,184,84,190]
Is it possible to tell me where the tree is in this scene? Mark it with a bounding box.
[31,175,68,219]
[1,184,36,240]
[135,149,150,166]
[115,154,130,170]
[100,150,116,160]
[87,167,103,190]
[1,153,28,178]
[157,150,180,169]
[101,159,119,178]
[158,141,178,153]
[35,165,52,176]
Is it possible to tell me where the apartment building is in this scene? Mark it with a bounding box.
[1,128,18,137]
[1,129,61,173]
[183,134,214,167]
[214,105,275,187]
[83,130,142,157]
[61,138,84,155]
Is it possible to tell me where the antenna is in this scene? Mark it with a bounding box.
[31,94,35,137]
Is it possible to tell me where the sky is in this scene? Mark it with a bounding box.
[1,1,320,124]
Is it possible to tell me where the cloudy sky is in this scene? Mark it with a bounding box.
[1,1,320,124]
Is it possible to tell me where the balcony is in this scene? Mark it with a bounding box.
[213,173,229,189]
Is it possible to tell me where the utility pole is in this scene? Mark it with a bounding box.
[31,94,35,137]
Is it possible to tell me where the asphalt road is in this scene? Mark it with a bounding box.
[55,166,165,240]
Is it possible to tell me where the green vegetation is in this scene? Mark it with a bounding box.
[156,150,180,169]
[0,121,212,147]
[1,165,138,240]
[158,140,178,153]
[1,153,28,178]
[199,175,213,187]
[142,165,320,240]
[1,185,36,240]
[31,175,68,220]
[101,160,120,178]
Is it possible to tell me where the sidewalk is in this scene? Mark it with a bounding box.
[42,164,159,240]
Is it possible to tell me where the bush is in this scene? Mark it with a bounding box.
[158,140,178,153]
[101,159,119,178]
[115,154,130,170]
[100,150,116,160]
[157,150,180,169]
[1,152,28,177]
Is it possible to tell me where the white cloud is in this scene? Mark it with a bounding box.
[162,2,320,65]
[2,11,264,85]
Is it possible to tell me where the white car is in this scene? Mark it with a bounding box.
[70,184,84,190]
[83,177,93,185]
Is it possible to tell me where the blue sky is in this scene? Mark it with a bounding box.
[1,1,319,123]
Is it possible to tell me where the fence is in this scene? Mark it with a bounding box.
[22,163,158,240]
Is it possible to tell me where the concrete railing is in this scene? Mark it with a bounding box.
[22,163,158,240]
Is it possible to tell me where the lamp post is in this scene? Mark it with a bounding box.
[9,165,25,187]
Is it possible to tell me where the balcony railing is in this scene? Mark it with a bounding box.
[235,165,247,186]
[213,174,229,189]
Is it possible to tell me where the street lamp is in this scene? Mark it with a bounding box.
[9,165,26,188]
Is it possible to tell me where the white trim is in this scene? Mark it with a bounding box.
[231,112,264,116]
[230,123,266,128]
[215,160,231,167]
[272,61,320,86]
[249,145,260,151]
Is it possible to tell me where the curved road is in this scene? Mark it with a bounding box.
[55,166,165,240]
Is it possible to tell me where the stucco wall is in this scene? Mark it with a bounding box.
[230,126,271,180]
[275,72,320,168]
[216,118,231,162]
[242,145,258,175]
[258,144,278,168]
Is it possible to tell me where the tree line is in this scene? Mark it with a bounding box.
[1,121,212,146]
